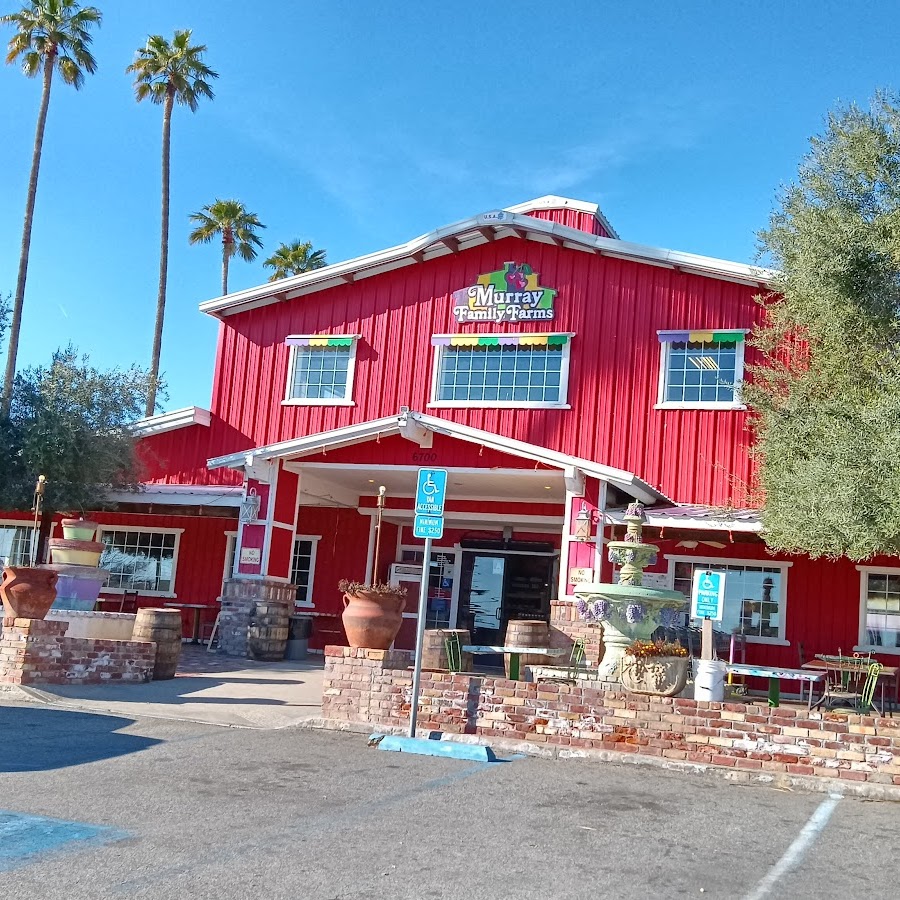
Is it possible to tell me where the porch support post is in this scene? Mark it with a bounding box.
[558,466,585,601]
[559,471,605,600]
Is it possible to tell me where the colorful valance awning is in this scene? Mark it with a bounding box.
[432,334,570,348]
[285,336,356,348]
[657,330,746,344]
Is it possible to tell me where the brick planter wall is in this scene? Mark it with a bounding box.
[0,618,156,686]
[323,646,900,789]
[549,601,604,664]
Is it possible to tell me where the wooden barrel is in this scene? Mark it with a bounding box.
[248,603,289,661]
[421,629,472,672]
[504,619,550,678]
[132,608,182,680]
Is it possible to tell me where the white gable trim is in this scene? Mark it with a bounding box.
[133,406,211,438]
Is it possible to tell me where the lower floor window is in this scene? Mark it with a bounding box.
[291,536,320,607]
[673,558,787,640]
[100,529,179,593]
[0,524,32,567]
[860,570,900,650]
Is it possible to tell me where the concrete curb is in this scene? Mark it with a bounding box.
[304,717,900,802]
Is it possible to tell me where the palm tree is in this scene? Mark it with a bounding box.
[127,30,217,417]
[263,240,328,281]
[0,0,102,419]
[188,199,266,295]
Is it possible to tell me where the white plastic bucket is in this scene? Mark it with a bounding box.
[694,659,726,701]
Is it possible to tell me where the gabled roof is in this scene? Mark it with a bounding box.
[199,195,775,319]
[132,406,211,438]
[206,409,672,506]
[606,504,761,533]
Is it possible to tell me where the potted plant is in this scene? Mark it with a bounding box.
[339,579,407,650]
[620,638,690,696]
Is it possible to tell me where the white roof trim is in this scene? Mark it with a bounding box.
[503,194,619,239]
[132,406,211,438]
[606,507,762,533]
[198,200,775,319]
[206,409,670,505]
[106,484,242,507]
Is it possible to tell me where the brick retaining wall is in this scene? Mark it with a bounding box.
[322,646,900,788]
[0,618,156,685]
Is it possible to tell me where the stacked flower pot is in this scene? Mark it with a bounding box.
[46,519,109,611]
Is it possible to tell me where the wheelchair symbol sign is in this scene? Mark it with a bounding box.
[415,469,448,516]
[691,569,725,621]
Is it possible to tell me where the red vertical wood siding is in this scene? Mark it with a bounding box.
[209,238,760,505]
[523,206,613,237]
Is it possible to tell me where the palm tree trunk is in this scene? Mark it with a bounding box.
[1,55,55,420]
[222,251,229,296]
[145,87,175,417]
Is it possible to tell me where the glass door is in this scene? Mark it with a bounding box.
[460,554,506,651]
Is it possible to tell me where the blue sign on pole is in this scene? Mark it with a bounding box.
[691,569,726,621]
[413,514,445,540]
[414,469,448,516]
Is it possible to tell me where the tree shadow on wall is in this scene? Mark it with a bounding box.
[0,707,160,773]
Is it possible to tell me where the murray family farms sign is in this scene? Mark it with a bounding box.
[451,262,558,324]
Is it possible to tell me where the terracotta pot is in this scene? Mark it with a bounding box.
[1,566,59,621]
[61,518,100,542]
[49,538,104,567]
[341,589,406,650]
[620,654,690,696]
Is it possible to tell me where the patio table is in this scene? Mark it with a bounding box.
[163,602,208,644]
[725,663,825,710]
[801,660,898,716]
[462,645,567,681]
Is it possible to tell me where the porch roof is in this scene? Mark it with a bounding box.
[606,504,762,533]
[206,409,671,506]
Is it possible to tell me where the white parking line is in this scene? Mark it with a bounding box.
[743,793,843,900]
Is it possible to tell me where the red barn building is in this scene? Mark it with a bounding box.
[4,195,898,679]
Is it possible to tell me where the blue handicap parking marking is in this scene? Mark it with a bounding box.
[0,811,127,872]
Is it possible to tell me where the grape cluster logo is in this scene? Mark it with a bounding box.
[451,262,557,324]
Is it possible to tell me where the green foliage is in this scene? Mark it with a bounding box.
[126,29,217,109]
[0,346,157,513]
[2,0,102,89]
[264,240,328,280]
[747,92,900,560]
[189,199,265,262]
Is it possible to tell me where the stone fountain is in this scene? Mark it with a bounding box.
[574,502,686,680]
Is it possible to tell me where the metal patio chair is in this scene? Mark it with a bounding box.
[819,651,872,711]
[858,662,885,715]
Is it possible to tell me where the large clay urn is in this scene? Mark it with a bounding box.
[341,589,405,650]
[1,566,59,621]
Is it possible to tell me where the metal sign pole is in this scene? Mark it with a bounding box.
[408,535,432,738]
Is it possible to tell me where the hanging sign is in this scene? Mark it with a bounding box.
[691,569,726,621]
[451,262,557,324]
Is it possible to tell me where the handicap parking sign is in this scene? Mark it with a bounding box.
[415,469,448,516]
[691,569,725,621]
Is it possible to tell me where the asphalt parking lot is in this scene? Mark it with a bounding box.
[1,703,896,900]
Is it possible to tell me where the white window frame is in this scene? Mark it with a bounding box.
[0,519,35,567]
[428,333,574,409]
[655,330,748,411]
[665,554,792,646]
[98,526,184,598]
[855,566,900,655]
[291,534,321,608]
[222,531,238,586]
[282,335,360,407]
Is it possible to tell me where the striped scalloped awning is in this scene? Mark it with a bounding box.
[657,330,745,344]
[432,334,569,347]
[285,336,355,348]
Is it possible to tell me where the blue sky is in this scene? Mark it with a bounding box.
[1,1,898,412]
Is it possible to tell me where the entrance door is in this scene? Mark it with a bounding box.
[464,554,506,648]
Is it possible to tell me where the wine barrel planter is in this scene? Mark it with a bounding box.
[248,603,289,661]
[422,628,472,671]
[132,608,182,680]
[504,619,550,678]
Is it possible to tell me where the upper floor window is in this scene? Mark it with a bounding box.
[430,334,572,407]
[656,330,747,409]
[0,523,33,567]
[857,567,900,654]
[99,527,183,595]
[284,335,359,406]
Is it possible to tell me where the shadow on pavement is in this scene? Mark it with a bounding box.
[0,707,160,773]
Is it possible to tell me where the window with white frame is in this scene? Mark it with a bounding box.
[670,557,789,642]
[858,568,900,652]
[0,523,33,567]
[99,529,181,594]
[222,532,237,586]
[290,536,320,608]
[657,330,747,408]
[431,335,572,406]
[284,335,358,404]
